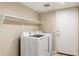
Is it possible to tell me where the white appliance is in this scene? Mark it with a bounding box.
[20,31,53,56]
[35,31,53,55]
[43,33,53,55]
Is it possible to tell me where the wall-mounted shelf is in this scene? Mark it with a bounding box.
[0,15,41,26]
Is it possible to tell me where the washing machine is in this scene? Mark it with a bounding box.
[43,33,53,55]
[20,31,53,56]
[35,31,53,55]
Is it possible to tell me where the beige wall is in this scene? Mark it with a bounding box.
[0,3,39,56]
[39,11,56,51]
[0,2,39,21]
[39,11,56,33]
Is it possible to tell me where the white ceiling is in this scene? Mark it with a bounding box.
[21,2,79,13]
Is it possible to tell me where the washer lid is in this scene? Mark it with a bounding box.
[30,34,44,38]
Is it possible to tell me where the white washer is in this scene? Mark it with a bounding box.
[35,31,53,55]
[21,32,50,56]
[43,33,53,55]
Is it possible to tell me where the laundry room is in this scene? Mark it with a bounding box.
[0,2,79,56]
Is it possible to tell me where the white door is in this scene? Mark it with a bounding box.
[56,8,78,55]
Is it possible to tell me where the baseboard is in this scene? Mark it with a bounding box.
[57,52,75,56]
